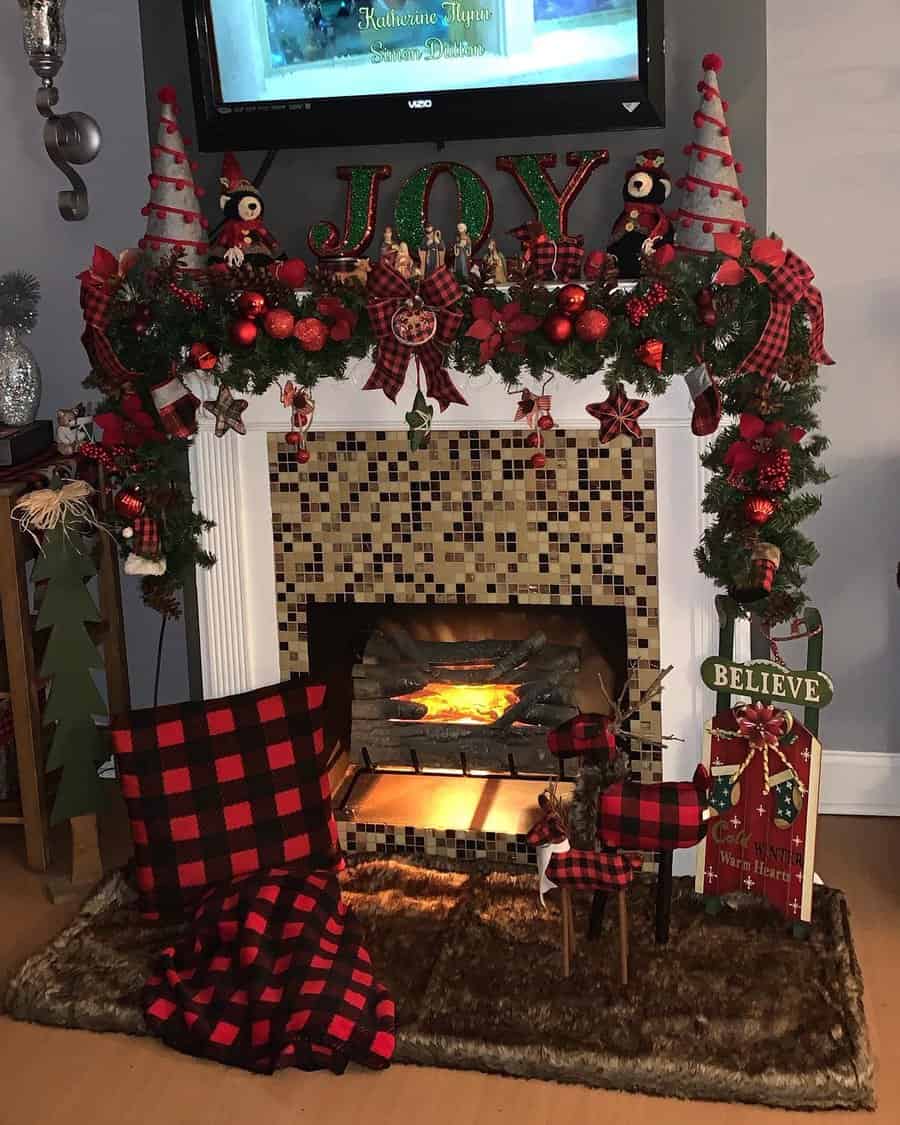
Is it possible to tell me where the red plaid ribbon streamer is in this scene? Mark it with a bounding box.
[364,263,467,412]
[77,255,141,387]
[531,240,584,282]
[737,250,834,377]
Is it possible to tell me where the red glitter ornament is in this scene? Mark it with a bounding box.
[636,338,665,371]
[530,452,547,469]
[114,487,145,520]
[229,318,259,348]
[237,291,267,319]
[556,284,587,317]
[293,317,329,352]
[295,447,312,465]
[264,308,296,340]
[743,496,776,525]
[270,258,308,289]
[758,448,791,493]
[543,311,574,345]
[285,431,302,446]
[537,414,554,431]
[525,431,542,448]
[189,342,218,371]
[574,308,610,343]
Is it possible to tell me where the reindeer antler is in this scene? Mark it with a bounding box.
[596,664,683,746]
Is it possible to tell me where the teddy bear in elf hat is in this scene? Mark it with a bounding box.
[607,149,674,279]
[208,152,283,270]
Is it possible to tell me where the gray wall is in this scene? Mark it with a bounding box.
[139,0,766,264]
[0,0,190,709]
[1,0,766,709]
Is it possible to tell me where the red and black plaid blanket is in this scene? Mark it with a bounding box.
[143,867,395,1074]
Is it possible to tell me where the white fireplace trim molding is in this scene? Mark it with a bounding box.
[186,366,717,817]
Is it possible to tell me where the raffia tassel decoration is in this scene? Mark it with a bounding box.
[11,479,99,545]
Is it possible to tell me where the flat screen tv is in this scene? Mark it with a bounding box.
[184,0,665,151]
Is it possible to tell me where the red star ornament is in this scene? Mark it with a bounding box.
[586,384,649,444]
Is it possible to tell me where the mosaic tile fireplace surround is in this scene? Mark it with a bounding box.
[186,374,715,873]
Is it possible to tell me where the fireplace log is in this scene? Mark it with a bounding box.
[351,699,429,720]
[352,675,426,699]
[352,718,555,773]
[490,677,561,730]
[525,703,580,728]
[487,631,547,681]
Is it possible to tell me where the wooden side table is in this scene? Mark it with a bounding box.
[0,480,130,875]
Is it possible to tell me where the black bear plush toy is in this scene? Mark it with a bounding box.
[209,151,282,269]
[607,149,674,279]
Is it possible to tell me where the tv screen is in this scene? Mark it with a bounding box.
[184,0,665,150]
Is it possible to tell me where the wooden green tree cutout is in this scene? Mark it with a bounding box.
[34,523,107,825]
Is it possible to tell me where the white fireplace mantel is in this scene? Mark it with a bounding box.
[185,362,727,849]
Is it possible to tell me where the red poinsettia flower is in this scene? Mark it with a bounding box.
[316,296,358,343]
[95,392,164,448]
[723,412,805,480]
[466,297,541,365]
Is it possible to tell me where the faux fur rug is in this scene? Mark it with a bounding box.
[4,857,874,1110]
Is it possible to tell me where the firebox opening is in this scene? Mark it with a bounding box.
[306,602,629,779]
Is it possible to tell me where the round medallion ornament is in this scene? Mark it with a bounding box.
[391,298,437,347]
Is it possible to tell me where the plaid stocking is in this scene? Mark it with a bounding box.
[684,363,722,437]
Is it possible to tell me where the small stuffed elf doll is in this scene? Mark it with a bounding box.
[209,152,282,270]
[607,149,674,279]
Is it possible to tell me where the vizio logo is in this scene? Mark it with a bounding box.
[408,98,432,109]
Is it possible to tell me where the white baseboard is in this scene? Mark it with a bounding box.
[820,750,900,817]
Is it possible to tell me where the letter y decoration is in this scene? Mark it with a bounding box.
[18,0,102,220]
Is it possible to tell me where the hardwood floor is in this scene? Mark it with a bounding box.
[1,812,898,1123]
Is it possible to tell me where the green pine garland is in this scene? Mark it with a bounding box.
[81,231,832,624]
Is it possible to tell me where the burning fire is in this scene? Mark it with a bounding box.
[393,682,520,725]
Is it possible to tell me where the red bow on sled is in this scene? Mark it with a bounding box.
[77,246,141,387]
[364,263,466,412]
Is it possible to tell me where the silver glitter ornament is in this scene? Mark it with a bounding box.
[0,327,42,425]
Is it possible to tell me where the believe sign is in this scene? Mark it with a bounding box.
[700,658,833,710]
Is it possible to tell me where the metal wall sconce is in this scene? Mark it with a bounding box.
[19,1,102,221]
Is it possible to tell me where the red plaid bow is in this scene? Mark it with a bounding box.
[737,250,834,378]
[364,263,467,412]
[77,246,141,387]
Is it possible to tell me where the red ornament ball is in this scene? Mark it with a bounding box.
[293,317,329,352]
[189,342,218,371]
[525,431,542,448]
[264,308,296,339]
[295,447,312,465]
[270,258,308,289]
[700,307,718,327]
[695,287,714,308]
[743,495,776,525]
[537,414,555,431]
[237,291,267,319]
[556,284,587,317]
[285,431,302,446]
[543,311,574,345]
[530,452,547,469]
[229,318,259,348]
[575,309,610,344]
[114,488,144,520]
[131,317,150,337]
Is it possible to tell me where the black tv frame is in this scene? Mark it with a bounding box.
[184,0,665,152]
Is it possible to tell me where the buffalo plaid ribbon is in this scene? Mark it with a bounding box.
[737,250,834,377]
[547,712,617,759]
[364,263,467,412]
[598,765,712,852]
[546,848,643,892]
[531,239,584,282]
[144,867,395,1073]
[77,261,141,387]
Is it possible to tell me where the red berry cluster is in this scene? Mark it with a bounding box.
[169,283,206,312]
[625,281,668,326]
[758,448,792,493]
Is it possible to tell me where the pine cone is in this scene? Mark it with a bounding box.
[778,353,816,384]
[142,581,182,620]
[760,590,801,626]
